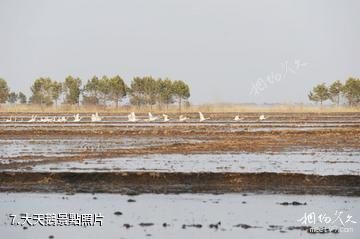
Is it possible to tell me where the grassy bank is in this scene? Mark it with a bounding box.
[0,103,359,114]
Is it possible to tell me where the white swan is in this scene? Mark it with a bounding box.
[259,114,268,121]
[28,115,37,122]
[73,114,81,122]
[179,115,189,122]
[199,112,210,122]
[162,114,170,122]
[128,112,138,122]
[91,112,102,122]
[234,115,244,121]
[145,112,158,122]
[5,116,12,122]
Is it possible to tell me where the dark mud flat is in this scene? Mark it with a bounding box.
[1,172,360,196]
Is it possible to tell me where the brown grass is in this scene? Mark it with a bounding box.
[0,103,359,113]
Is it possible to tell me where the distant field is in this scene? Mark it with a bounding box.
[0,103,359,113]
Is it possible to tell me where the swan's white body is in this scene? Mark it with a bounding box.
[234,115,244,121]
[91,112,102,122]
[28,115,37,122]
[199,112,210,122]
[128,112,138,122]
[179,115,188,122]
[162,114,170,122]
[145,112,158,122]
[5,116,12,122]
[259,114,268,121]
[73,114,81,122]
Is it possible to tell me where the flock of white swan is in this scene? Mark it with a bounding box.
[3,112,269,123]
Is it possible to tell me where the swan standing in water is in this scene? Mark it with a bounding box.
[73,114,82,122]
[128,112,138,122]
[145,112,158,122]
[162,114,170,122]
[199,112,210,122]
[179,115,189,122]
[259,114,268,121]
[28,115,37,122]
[234,115,244,121]
[91,112,102,122]
[5,116,13,122]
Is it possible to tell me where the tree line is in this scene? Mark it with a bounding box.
[308,77,360,106]
[0,76,190,111]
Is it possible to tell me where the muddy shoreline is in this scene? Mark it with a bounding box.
[1,113,359,197]
[0,128,359,156]
[1,172,359,196]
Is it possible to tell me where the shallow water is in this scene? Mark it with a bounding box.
[0,137,198,159]
[8,151,359,175]
[0,193,358,239]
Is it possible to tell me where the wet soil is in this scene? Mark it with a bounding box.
[0,172,359,196]
[0,113,359,195]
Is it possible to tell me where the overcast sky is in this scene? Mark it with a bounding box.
[0,0,359,104]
